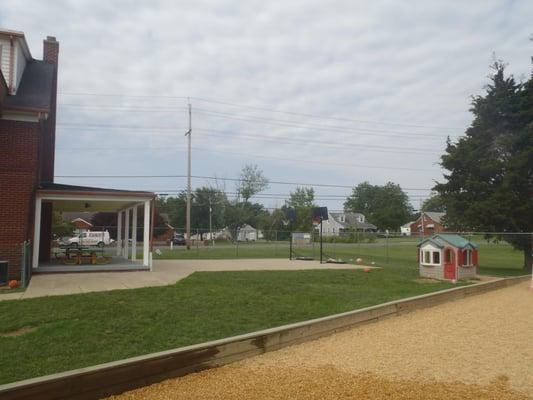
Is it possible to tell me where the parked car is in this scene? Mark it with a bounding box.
[172,233,186,246]
[62,231,113,248]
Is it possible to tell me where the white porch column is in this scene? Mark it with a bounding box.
[143,200,150,268]
[124,208,130,259]
[116,210,123,256]
[32,197,42,269]
[132,206,138,261]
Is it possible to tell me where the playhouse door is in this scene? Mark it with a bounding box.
[443,248,456,280]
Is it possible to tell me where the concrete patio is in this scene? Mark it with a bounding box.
[0,259,368,301]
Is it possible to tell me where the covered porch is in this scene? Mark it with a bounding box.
[33,183,155,273]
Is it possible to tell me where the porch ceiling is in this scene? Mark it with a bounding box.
[46,198,145,212]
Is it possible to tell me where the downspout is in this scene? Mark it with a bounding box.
[8,35,15,93]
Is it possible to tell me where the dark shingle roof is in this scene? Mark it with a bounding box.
[4,60,54,111]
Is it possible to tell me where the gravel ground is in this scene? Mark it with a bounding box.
[109,282,533,399]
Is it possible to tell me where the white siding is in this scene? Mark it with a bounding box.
[0,38,11,86]
[13,40,27,93]
[457,266,476,280]
[419,243,443,279]
[317,213,344,237]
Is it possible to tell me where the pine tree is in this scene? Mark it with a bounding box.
[435,61,533,272]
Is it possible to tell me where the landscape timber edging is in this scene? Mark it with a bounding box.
[0,274,530,400]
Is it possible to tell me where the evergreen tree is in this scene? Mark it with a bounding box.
[435,61,533,272]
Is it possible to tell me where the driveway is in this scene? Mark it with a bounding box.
[0,259,366,300]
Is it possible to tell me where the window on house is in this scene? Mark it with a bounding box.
[332,228,335,233]
[433,251,440,264]
[445,249,453,263]
[424,251,431,264]
[463,250,472,266]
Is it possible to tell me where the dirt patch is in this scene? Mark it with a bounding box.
[109,282,533,398]
[108,365,531,400]
[0,326,37,338]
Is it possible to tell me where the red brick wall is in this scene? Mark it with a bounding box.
[0,120,40,279]
[410,218,446,237]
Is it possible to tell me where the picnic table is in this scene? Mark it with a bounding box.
[55,247,108,265]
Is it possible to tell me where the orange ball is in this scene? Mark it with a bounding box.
[363,267,371,273]
[8,280,20,289]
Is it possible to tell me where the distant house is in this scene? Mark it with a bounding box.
[71,218,93,233]
[237,224,258,241]
[400,221,414,236]
[317,212,377,237]
[410,212,446,236]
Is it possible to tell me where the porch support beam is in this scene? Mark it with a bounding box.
[124,208,130,259]
[143,200,150,267]
[32,197,42,269]
[132,206,138,261]
[116,210,123,256]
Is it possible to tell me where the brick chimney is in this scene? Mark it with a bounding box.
[39,35,59,263]
[43,36,59,64]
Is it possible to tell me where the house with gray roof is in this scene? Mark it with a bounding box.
[316,212,377,236]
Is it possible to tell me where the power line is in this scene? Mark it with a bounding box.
[57,103,453,139]
[193,107,453,139]
[54,174,433,191]
[56,143,439,173]
[58,92,462,131]
[56,124,442,155]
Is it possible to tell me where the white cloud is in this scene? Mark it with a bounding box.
[2,0,532,209]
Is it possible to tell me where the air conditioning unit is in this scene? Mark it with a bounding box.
[0,261,8,285]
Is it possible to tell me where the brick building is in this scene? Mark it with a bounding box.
[0,29,58,280]
[1,29,155,280]
[410,212,447,237]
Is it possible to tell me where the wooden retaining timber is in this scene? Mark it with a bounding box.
[0,275,529,400]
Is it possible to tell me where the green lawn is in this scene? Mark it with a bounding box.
[155,240,526,276]
[0,239,525,385]
[1,265,461,385]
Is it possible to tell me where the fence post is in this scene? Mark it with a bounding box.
[21,242,26,288]
[274,230,277,257]
[386,230,389,264]
[196,229,199,258]
[236,228,239,258]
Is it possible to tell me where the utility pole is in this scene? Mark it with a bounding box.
[185,100,192,250]
[209,195,213,247]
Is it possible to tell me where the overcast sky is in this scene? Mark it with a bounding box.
[1,0,532,211]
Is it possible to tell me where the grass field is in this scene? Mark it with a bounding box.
[154,239,526,276]
[0,264,463,385]
[0,237,526,385]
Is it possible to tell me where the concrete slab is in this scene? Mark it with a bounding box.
[0,258,367,301]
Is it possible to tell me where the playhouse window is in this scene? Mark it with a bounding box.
[445,249,453,263]
[463,249,472,266]
[432,251,440,264]
[424,251,431,263]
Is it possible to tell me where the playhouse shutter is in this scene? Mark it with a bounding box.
[457,250,463,266]
[472,250,478,266]
[417,249,420,262]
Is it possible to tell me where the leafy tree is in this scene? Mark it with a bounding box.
[224,201,268,240]
[435,61,533,272]
[258,208,290,241]
[52,212,75,238]
[236,164,269,202]
[421,193,446,212]
[191,187,227,238]
[285,187,316,232]
[344,182,413,231]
